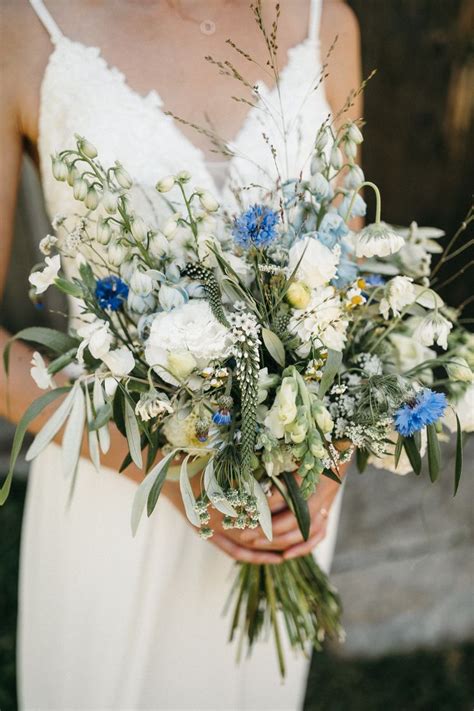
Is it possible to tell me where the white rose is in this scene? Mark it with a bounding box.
[28,255,61,294]
[102,346,135,377]
[30,351,55,390]
[287,237,339,288]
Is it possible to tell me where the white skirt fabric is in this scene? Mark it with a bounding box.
[18,443,343,710]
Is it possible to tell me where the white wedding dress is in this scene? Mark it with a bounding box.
[18,1,343,709]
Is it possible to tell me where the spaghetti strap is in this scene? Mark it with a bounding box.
[29,0,63,44]
[308,0,323,43]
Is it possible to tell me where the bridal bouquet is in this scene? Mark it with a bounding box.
[2,124,472,674]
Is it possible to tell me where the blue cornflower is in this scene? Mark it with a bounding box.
[95,275,129,311]
[212,410,232,426]
[394,388,447,437]
[317,212,349,249]
[233,204,279,249]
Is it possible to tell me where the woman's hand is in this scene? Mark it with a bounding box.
[162,464,348,564]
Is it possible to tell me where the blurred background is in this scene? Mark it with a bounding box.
[1,1,473,709]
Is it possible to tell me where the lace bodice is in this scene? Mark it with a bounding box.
[30,0,331,223]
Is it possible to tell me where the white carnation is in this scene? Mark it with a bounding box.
[145,300,231,387]
[287,237,339,288]
[288,286,348,355]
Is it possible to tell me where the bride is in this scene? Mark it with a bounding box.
[0,1,361,708]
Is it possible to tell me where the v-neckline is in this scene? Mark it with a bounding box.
[38,21,317,197]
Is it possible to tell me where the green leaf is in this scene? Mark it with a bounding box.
[130,450,176,535]
[3,327,79,375]
[282,472,310,541]
[356,448,369,473]
[89,402,113,430]
[319,349,343,397]
[426,423,441,483]
[62,386,86,481]
[204,459,237,517]
[261,328,286,368]
[454,413,463,496]
[249,479,273,541]
[93,377,110,453]
[85,386,100,472]
[79,262,96,292]
[147,456,173,517]
[394,435,403,469]
[25,386,77,461]
[112,387,126,437]
[403,435,422,475]
[124,397,143,469]
[54,277,84,298]
[179,456,201,526]
[0,387,71,505]
[47,348,78,375]
[322,467,342,484]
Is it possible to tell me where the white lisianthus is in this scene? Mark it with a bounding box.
[76,319,112,362]
[444,385,474,433]
[288,286,348,355]
[415,312,453,350]
[30,351,55,390]
[355,222,405,258]
[379,276,416,319]
[145,300,231,387]
[370,429,427,475]
[446,357,473,383]
[287,237,339,288]
[264,377,298,439]
[102,346,135,377]
[28,255,61,294]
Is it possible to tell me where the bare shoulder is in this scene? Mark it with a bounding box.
[319,1,362,119]
[0,0,53,140]
[320,0,360,48]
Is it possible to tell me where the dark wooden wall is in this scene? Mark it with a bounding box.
[347,0,474,314]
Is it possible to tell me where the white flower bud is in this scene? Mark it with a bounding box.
[286,281,312,309]
[345,165,365,190]
[198,190,219,213]
[447,357,473,383]
[315,127,329,151]
[113,162,133,189]
[347,122,364,144]
[130,269,153,297]
[310,153,326,175]
[75,136,98,159]
[108,241,129,267]
[310,172,330,198]
[127,291,156,314]
[73,178,88,201]
[176,170,191,183]
[96,218,112,245]
[130,216,148,243]
[148,232,170,259]
[156,175,175,193]
[51,156,68,181]
[84,186,100,210]
[162,214,180,238]
[330,145,343,170]
[343,138,358,160]
[67,164,79,187]
[102,190,118,214]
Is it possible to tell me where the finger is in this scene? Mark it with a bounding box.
[211,533,283,565]
[268,490,287,513]
[282,525,327,560]
[251,515,327,550]
[240,508,296,543]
